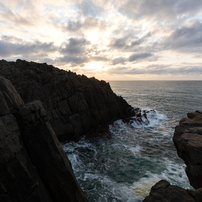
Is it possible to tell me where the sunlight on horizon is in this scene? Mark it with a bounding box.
[84,61,104,70]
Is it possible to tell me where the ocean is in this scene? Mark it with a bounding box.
[62,81,202,202]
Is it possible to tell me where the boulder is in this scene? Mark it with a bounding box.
[143,180,200,202]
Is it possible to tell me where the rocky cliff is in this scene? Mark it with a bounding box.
[0,59,139,142]
[143,111,202,202]
[0,75,88,201]
[173,111,202,189]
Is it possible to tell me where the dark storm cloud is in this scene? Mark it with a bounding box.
[107,65,202,75]
[59,38,90,55]
[0,40,56,57]
[163,20,202,52]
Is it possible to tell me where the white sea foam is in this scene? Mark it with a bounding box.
[130,158,192,199]
[128,145,142,157]
[62,107,191,202]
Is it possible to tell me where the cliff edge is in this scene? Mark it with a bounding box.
[0,59,140,142]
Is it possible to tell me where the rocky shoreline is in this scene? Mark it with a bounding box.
[143,111,202,202]
[0,60,149,201]
[1,59,202,202]
[0,59,144,142]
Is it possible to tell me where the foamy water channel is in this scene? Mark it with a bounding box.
[62,81,202,202]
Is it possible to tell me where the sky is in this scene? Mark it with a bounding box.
[1,0,202,80]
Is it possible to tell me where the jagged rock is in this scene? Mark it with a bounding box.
[143,180,201,202]
[173,111,202,189]
[0,59,141,141]
[0,76,88,201]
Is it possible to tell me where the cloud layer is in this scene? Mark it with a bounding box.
[0,0,202,80]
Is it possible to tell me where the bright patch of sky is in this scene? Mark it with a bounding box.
[0,0,202,80]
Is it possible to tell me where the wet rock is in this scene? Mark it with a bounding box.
[173,111,202,189]
[0,59,139,141]
[143,180,200,202]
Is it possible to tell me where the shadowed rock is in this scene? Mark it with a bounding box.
[173,111,202,189]
[0,59,144,141]
[143,180,202,202]
[0,75,88,202]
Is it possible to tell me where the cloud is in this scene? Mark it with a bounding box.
[110,32,151,51]
[128,52,153,62]
[0,2,32,26]
[65,16,100,32]
[55,55,89,65]
[107,65,202,75]
[112,52,153,65]
[0,39,57,57]
[79,0,103,17]
[59,38,90,55]
[117,0,202,21]
[162,20,202,53]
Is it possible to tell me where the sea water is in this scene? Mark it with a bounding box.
[62,81,202,202]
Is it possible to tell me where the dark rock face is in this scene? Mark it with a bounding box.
[0,59,138,141]
[143,180,202,202]
[0,75,88,202]
[173,111,202,189]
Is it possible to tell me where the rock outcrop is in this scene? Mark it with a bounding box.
[144,111,202,201]
[143,180,202,202]
[0,75,88,201]
[173,111,202,189]
[0,59,142,141]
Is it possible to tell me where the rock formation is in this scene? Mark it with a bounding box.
[144,111,202,202]
[0,75,88,201]
[143,180,202,202]
[173,111,202,189]
[0,59,143,142]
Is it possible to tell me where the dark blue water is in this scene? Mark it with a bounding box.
[62,81,202,202]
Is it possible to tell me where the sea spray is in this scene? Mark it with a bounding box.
[62,81,202,201]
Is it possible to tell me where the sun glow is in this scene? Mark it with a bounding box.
[84,61,104,70]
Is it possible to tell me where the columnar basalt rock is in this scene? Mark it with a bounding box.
[0,59,142,142]
[0,75,88,202]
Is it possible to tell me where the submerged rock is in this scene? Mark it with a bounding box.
[0,59,142,142]
[0,75,88,201]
